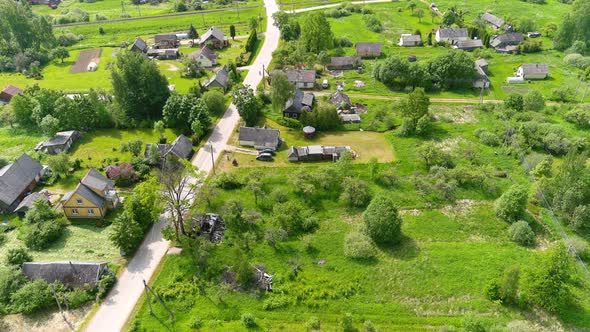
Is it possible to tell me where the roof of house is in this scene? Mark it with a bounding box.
[144,143,171,159]
[302,92,314,106]
[481,12,505,27]
[205,65,229,88]
[475,58,488,68]
[285,70,315,84]
[0,154,43,208]
[189,46,217,61]
[132,37,148,52]
[437,28,468,39]
[38,130,80,148]
[14,192,49,214]
[284,90,314,114]
[455,39,483,49]
[329,56,361,67]
[167,134,193,159]
[155,33,177,42]
[1,85,22,98]
[520,63,549,75]
[22,261,108,289]
[239,127,280,148]
[201,26,227,42]
[330,90,352,107]
[356,42,382,54]
[62,182,106,208]
[81,168,113,193]
[490,32,524,46]
[400,34,422,43]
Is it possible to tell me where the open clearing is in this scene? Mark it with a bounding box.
[70,48,101,73]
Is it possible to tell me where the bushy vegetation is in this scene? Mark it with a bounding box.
[20,199,67,250]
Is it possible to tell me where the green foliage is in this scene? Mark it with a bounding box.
[300,13,334,52]
[233,85,260,126]
[441,6,465,27]
[363,14,383,32]
[241,312,256,328]
[397,88,430,136]
[64,288,94,309]
[213,172,244,189]
[47,152,70,178]
[202,90,226,116]
[341,313,355,332]
[508,220,534,246]
[10,280,53,314]
[5,247,32,267]
[245,29,258,53]
[417,142,454,169]
[270,71,294,112]
[564,107,590,128]
[504,93,524,111]
[306,316,321,330]
[299,102,340,131]
[97,269,116,299]
[340,177,372,208]
[344,230,377,259]
[111,51,170,122]
[163,93,210,133]
[363,195,403,245]
[0,266,26,306]
[462,315,488,332]
[189,316,203,329]
[553,0,590,50]
[494,185,528,223]
[521,243,572,312]
[21,199,66,250]
[523,90,545,112]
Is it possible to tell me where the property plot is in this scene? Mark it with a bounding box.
[70,48,102,74]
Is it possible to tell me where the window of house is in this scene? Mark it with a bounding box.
[72,209,78,215]
[76,199,83,205]
[87,209,95,215]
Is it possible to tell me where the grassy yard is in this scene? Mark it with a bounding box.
[129,102,590,331]
[33,0,263,22]
[290,1,580,100]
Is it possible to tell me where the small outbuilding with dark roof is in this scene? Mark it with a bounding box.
[490,33,524,53]
[481,12,505,29]
[330,90,352,110]
[285,69,316,89]
[14,192,50,217]
[326,56,361,71]
[35,130,81,155]
[204,65,230,91]
[0,85,22,103]
[0,153,43,213]
[130,37,148,54]
[22,261,109,289]
[355,42,382,58]
[454,39,483,51]
[283,89,315,118]
[399,34,422,47]
[166,134,194,160]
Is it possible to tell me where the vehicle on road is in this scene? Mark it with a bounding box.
[259,148,276,156]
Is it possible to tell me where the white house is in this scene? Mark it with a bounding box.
[285,70,316,89]
[188,46,218,68]
[516,64,549,80]
[435,28,469,44]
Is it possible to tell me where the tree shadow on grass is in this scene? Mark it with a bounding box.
[377,235,420,260]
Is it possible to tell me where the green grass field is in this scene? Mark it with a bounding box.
[128,103,590,331]
[290,1,580,100]
[33,0,263,22]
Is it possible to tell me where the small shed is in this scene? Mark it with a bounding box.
[87,62,98,72]
[408,55,417,62]
[303,126,316,139]
[340,114,361,123]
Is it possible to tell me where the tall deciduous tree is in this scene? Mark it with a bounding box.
[111,51,170,122]
[188,24,198,43]
[300,13,334,52]
[494,185,529,223]
[363,195,403,245]
[233,85,260,126]
[553,0,590,51]
[229,25,236,40]
[270,71,294,111]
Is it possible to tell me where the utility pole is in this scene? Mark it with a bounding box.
[50,283,74,331]
[143,279,175,320]
[209,143,216,175]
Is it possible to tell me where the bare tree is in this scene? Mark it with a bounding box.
[159,159,204,241]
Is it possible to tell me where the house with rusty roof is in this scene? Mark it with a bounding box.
[0,154,44,213]
[200,26,229,49]
[326,56,361,71]
[356,42,382,58]
[285,69,316,89]
[0,85,22,103]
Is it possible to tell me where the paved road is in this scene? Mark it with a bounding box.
[83,0,279,331]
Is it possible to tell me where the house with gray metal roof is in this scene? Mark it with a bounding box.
[204,65,230,91]
[22,261,109,289]
[130,37,148,54]
[481,12,505,29]
[435,28,468,44]
[454,39,483,51]
[326,56,361,71]
[283,89,315,118]
[398,34,422,47]
[165,134,194,160]
[238,127,282,150]
[0,154,43,213]
[517,63,549,80]
[490,33,524,53]
[287,145,351,162]
[285,69,316,89]
[35,130,81,155]
[188,46,218,67]
[200,26,229,49]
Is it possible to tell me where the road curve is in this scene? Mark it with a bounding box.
[83,0,279,331]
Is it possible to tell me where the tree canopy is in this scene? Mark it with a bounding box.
[553,0,590,51]
[300,13,334,52]
[363,195,403,245]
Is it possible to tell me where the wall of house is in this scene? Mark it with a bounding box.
[62,192,105,219]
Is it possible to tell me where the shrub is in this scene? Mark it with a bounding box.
[306,317,320,330]
[5,247,32,267]
[474,128,501,146]
[10,280,53,314]
[363,14,383,32]
[566,236,589,261]
[375,166,397,187]
[340,177,372,208]
[202,90,226,115]
[494,185,528,223]
[571,205,590,230]
[344,231,376,259]
[241,313,256,328]
[64,288,93,309]
[504,93,524,111]
[189,316,203,329]
[213,172,243,189]
[22,218,64,250]
[363,195,403,245]
[0,266,26,305]
[564,108,590,128]
[462,315,488,332]
[262,295,289,310]
[97,270,116,299]
[508,220,534,246]
[363,320,376,332]
[341,313,355,332]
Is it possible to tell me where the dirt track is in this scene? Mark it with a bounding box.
[70,49,101,74]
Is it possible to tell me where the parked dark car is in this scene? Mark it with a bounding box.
[256,153,273,161]
[259,149,276,156]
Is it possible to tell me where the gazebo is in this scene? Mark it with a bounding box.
[303,126,316,139]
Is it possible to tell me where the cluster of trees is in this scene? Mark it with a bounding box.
[0,0,59,74]
[553,0,590,51]
[397,88,432,136]
[110,177,162,254]
[162,92,213,141]
[486,242,574,313]
[299,102,340,130]
[323,2,366,18]
[374,51,476,91]
[19,199,66,250]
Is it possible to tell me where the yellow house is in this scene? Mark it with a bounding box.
[61,169,120,219]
